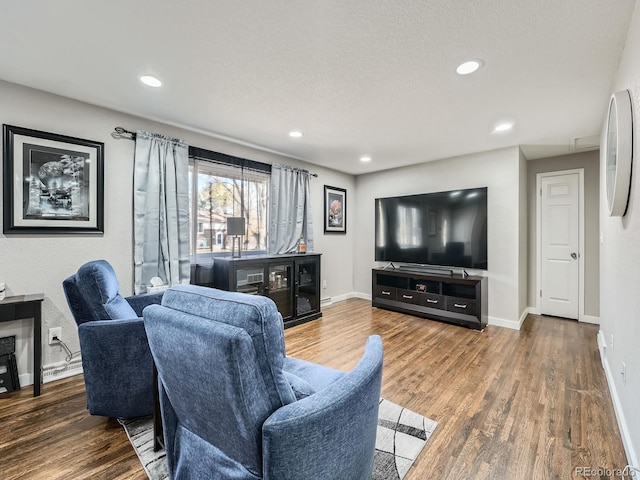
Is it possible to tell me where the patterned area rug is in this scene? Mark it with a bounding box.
[120,398,437,480]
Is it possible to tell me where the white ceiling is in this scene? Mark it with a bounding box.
[0,1,636,175]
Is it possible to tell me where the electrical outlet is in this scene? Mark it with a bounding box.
[322,280,327,289]
[622,363,626,386]
[48,327,62,345]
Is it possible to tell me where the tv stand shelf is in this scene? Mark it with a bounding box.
[371,268,487,330]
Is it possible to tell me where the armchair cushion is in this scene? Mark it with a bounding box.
[125,291,165,317]
[283,356,345,392]
[282,371,316,400]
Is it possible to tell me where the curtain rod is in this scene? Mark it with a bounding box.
[112,125,318,177]
[112,126,136,139]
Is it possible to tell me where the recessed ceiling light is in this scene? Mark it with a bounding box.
[456,60,483,75]
[289,131,303,138]
[492,122,514,133]
[140,75,162,87]
[360,155,372,163]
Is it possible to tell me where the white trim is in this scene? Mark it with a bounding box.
[488,315,522,330]
[320,297,333,306]
[600,333,638,469]
[17,373,33,389]
[580,314,600,325]
[528,306,541,315]
[16,358,84,388]
[597,330,607,367]
[323,292,370,305]
[42,358,83,383]
[349,292,371,301]
[536,169,585,321]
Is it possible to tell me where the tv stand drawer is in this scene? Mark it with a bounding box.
[374,285,397,301]
[422,293,444,310]
[398,289,421,305]
[445,296,476,316]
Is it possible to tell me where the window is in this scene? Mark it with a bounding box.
[189,153,270,261]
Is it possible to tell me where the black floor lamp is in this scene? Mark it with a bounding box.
[227,217,245,258]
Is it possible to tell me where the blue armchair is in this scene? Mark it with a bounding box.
[144,285,383,479]
[63,260,164,418]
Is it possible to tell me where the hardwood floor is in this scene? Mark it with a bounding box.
[0,299,627,479]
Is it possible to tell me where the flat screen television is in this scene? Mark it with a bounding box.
[375,187,488,269]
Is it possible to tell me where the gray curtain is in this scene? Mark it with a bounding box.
[133,130,190,294]
[269,164,314,254]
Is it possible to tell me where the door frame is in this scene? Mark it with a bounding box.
[535,168,585,321]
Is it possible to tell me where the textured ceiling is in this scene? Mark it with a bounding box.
[0,1,635,174]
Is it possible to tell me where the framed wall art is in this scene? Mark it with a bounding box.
[3,125,104,234]
[324,185,346,234]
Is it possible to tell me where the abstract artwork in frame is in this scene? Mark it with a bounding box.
[3,124,104,234]
[324,185,346,234]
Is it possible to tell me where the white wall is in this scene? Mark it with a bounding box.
[518,148,528,320]
[0,79,354,384]
[599,2,640,467]
[353,146,524,328]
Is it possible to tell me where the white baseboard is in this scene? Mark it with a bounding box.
[597,330,607,367]
[599,334,638,470]
[43,358,83,383]
[16,359,84,388]
[323,292,370,306]
[580,314,600,325]
[488,315,522,330]
[17,373,33,388]
[349,292,371,301]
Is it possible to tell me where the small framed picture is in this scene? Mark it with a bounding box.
[324,185,346,234]
[3,125,104,234]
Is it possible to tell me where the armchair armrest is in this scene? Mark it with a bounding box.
[262,336,383,480]
[125,291,165,317]
[78,318,154,417]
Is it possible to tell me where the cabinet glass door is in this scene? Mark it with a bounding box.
[235,265,266,295]
[267,263,293,320]
[296,259,319,316]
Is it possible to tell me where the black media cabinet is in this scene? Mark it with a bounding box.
[371,268,487,330]
[208,254,322,328]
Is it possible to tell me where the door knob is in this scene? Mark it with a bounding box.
[570,252,578,259]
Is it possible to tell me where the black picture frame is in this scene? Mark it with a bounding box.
[324,185,346,234]
[3,125,104,234]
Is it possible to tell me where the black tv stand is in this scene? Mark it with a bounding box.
[372,268,487,330]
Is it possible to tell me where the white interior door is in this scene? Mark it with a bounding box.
[540,173,580,319]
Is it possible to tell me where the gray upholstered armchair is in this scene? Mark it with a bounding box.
[63,259,164,418]
[144,285,383,479]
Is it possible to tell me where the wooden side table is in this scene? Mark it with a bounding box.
[0,293,45,396]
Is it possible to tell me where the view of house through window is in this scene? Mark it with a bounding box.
[189,158,269,260]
